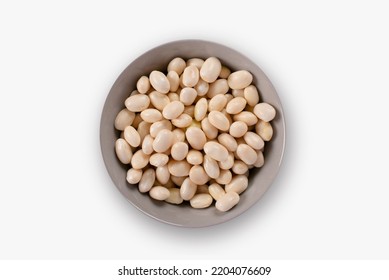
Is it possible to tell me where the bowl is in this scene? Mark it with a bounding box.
[100,39,285,227]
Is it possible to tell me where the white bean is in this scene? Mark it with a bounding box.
[126,168,142,184]
[200,57,222,83]
[236,144,257,165]
[244,85,260,106]
[167,57,186,75]
[149,153,169,167]
[207,79,229,98]
[138,168,155,193]
[115,109,135,131]
[125,94,150,112]
[171,175,186,186]
[136,76,150,94]
[185,127,207,150]
[189,165,209,185]
[172,114,192,128]
[187,58,204,69]
[232,160,248,175]
[142,135,154,155]
[115,138,132,164]
[171,142,189,161]
[162,100,185,120]
[244,131,265,150]
[216,170,232,185]
[233,111,258,126]
[140,108,162,123]
[203,155,220,179]
[203,141,229,162]
[130,150,150,169]
[186,150,203,165]
[124,126,141,147]
[165,188,183,204]
[208,94,227,112]
[218,152,234,170]
[190,194,213,208]
[149,70,170,94]
[226,97,247,114]
[219,66,231,79]
[168,160,191,177]
[208,111,230,131]
[156,165,170,184]
[150,120,172,138]
[225,175,248,194]
[153,129,174,153]
[172,128,186,144]
[254,150,265,168]
[149,91,170,111]
[227,70,253,90]
[208,183,226,200]
[215,192,240,212]
[201,117,218,139]
[180,178,197,200]
[217,133,238,152]
[194,97,208,121]
[167,71,180,92]
[182,65,200,87]
[194,79,209,96]
[149,186,170,200]
[137,121,151,143]
[229,121,248,138]
[180,87,198,105]
[253,102,276,122]
[255,120,273,141]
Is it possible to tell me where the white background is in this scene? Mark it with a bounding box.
[0,0,388,260]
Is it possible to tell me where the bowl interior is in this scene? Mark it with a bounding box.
[100,40,285,227]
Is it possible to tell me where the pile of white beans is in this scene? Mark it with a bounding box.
[114,57,276,212]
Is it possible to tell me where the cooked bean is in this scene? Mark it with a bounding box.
[254,102,276,122]
[228,70,253,90]
[125,94,150,112]
[182,65,199,87]
[189,165,209,185]
[149,91,170,111]
[153,129,174,153]
[244,131,265,150]
[180,87,198,105]
[255,120,273,141]
[215,192,240,212]
[138,168,155,193]
[194,97,208,121]
[136,76,150,94]
[126,168,142,184]
[208,111,230,131]
[218,133,238,152]
[216,170,232,185]
[208,183,226,200]
[203,141,229,162]
[115,138,133,164]
[225,175,248,194]
[180,178,197,200]
[200,57,222,83]
[124,126,141,147]
[186,150,203,165]
[208,94,227,112]
[172,113,192,128]
[149,186,170,200]
[167,57,186,75]
[150,120,172,138]
[141,135,154,155]
[171,142,189,161]
[194,79,209,96]
[167,71,180,92]
[168,160,191,177]
[185,127,207,150]
[115,109,135,131]
[149,153,169,167]
[254,150,265,168]
[149,70,170,94]
[190,194,213,208]
[229,121,248,138]
[156,165,170,184]
[187,58,204,69]
[226,97,247,114]
[162,100,185,120]
[244,85,260,106]
[219,66,231,79]
[201,117,218,139]
[232,160,249,174]
[130,150,150,169]
[165,188,183,204]
[207,79,229,98]
[236,144,257,165]
[233,111,258,126]
[140,108,162,123]
[203,155,220,179]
